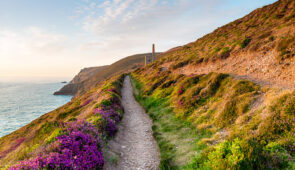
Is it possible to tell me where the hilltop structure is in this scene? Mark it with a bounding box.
[2,0,295,169]
[145,44,155,65]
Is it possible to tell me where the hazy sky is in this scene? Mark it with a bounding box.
[0,0,277,82]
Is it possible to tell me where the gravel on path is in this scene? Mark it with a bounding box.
[104,76,160,170]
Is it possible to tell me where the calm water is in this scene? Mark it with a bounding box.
[0,82,72,137]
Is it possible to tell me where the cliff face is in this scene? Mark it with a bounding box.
[0,53,164,167]
[55,53,161,97]
[2,0,294,169]
[53,66,108,95]
[70,67,108,84]
[0,53,163,167]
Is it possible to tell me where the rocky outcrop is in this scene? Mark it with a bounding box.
[53,83,78,95]
[73,53,162,98]
[54,53,162,97]
[54,66,108,95]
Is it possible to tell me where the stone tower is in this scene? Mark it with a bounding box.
[145,44,155,66]
[152,43,155,61]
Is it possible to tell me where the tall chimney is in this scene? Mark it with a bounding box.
[152,44,155,62]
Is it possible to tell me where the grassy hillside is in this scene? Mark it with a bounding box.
[129,0,295,169]
[132,69,294,169]
[157,0,295,89]
[70,53,161,97]
[1,0,294,169]
[0,52,162,168]
[55,53,161,97]
[0,74,126,168]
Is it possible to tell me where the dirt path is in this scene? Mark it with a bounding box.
[104,76,160,170]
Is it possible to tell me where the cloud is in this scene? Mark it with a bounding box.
[0,27,66,59]
[0,26,129,79]
[74,0,232,56]
[0,27,81,78]
[68,0,277,69]
[83,0,223,32]
[0,0,276,81]
[26,27,67,54]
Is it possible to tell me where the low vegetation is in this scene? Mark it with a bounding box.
[74,53,162,97]
[131,77,210,169]
[131,69,295,169]
[1,0,295,169]
[161,0,295,67]
[277,35,295,60]
[126,2,295,168]
[0,74,126,169]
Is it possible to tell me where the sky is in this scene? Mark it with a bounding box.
[0,0,277,82]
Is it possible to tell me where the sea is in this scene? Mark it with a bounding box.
[0,82,72,138]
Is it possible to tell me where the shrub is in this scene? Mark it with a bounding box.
[36,122,59,140]
[45,128,62,144]
[259,92,295,139]
[57,110,74,120]
[171,60,190,69]
[206,139,245,169]
[160,80,176,89]
[187,139,246,169]
[240,38,252,48]
[187,138,294,169]
[264,142,293,169]
[95,108,120,137]
[74,100,81,107]
[9,121,104,170]
[277,35,295,59]
[100,99,112,107]
[9,75,126,169]
[233,80,258,95]
[218,99,237,127]
[174,75,201,96]
[220,47,231,59]
[202,73,228,96]
[92,98,122,137]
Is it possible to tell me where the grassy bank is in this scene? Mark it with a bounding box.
[1,74,126,169]
[131,69,295,169]
[131,75,211,169]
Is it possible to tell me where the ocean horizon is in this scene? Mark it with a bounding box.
[0,82,72,137]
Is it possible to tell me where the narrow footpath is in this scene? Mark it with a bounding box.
[104,76,160,170]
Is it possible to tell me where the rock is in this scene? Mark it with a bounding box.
[54,66,107,95]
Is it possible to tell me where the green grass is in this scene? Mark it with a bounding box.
[277,35,295,60]
[131,76,211,169]
[0,74,126,167]
[240,38,252,48]
[131,68,295,169]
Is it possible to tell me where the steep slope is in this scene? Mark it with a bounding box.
[0,52,162,168]
[54,66,108,95]
[74,53,161,98]
[55,53,161,97]
[1,0,294,169]
[157,0,295,89]
[130,0,295,169]
[0,74,126,168]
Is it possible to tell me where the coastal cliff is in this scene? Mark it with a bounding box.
[1,0,294,169]
[54,53,161,97]
[53,66,108,95]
